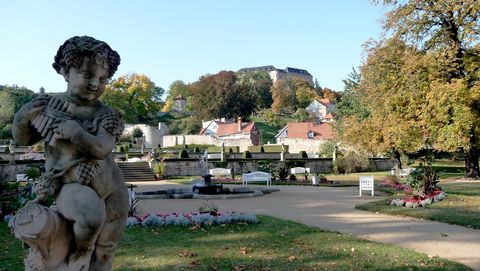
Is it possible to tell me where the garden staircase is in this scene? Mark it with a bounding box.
[117,162,155,182]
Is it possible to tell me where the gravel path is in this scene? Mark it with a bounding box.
[134,182,480,270]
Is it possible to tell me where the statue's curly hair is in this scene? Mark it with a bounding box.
[52,36,120,78]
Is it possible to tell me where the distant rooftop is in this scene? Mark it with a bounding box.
[238,65,311,76]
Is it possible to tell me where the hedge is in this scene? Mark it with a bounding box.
[248,145,289,153]
[207,146,239,153]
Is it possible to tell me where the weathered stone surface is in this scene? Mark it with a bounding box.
[10,36,128,271]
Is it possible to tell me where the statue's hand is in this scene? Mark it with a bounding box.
[18,95,50,122]
[53,120,83,140]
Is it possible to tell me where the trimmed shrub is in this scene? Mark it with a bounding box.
[178,149,189,158]
[242,150,252,159]
[299,151,308,158]
[248,145,288,153]
[193,147,200,153]
[333,151,369,174]
[207,146,239,153]
[4,146,10,153]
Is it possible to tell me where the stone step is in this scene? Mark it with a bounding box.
[117,162,155,182]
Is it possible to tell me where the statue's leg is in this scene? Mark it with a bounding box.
[56,183,106,257]
[89,191,128,271]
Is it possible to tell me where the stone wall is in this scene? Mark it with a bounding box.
[276,138,329,154]
[369,158,394,171]
[124,123,169,148]
[162,135,253,151]
[162,158,335,177]
[0,161,44,182]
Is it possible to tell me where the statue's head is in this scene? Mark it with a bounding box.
[53,36,121,103]
[52,36,120,79]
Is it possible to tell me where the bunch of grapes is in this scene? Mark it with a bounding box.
[75,161,99,185]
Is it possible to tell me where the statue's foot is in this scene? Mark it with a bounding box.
[67,246,93,271]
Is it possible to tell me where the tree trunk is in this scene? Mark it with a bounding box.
[392,149,402,176]
[464,134,480,179]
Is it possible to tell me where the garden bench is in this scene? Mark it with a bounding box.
[290,167,310,174]
[359,176,374,196]
[242,171,271,186]
[16,174,28,182]
[209,168,232,178]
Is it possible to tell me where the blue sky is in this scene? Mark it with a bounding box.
[0,1,385,95]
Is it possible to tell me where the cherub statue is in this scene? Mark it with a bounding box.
[11,36,128,271]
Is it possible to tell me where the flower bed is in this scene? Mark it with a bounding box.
[127,212,258,227]
[390,190,447,208]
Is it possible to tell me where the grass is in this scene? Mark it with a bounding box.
[253,121,282,144]
[356,181,480,229]
[1,216,470,271]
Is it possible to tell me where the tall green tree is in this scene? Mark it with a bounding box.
[375,0,480,178]
[102,73,164,124]
[0,85,36,139]
[238,71,273,110]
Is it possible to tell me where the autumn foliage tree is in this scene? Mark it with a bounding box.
[373,0,480,178]
[190,71,256,121]
[102,73,164,124]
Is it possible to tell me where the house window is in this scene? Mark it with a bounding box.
[308,131,315,139]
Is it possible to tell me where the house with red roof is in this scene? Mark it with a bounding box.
[274,121,335,153]
[200,117,261,145]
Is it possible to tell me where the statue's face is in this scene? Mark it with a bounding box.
[66,56,109,103]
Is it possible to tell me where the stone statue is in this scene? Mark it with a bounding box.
[10,36,128,271]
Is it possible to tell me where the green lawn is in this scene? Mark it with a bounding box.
[1,216,470,270]
[356,181,480,229]
[253,121,282,144]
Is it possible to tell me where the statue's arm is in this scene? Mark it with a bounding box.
[70,126,116,160]
[54,111,123,160]
[12,97,49,146]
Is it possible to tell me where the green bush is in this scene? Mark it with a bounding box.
[4,146,10,153]
[153,162,165,175]
[299,151,308,158]
[25,167,42,180]
[178,149,189,158]
[242,150,252,159]
[132,127,144,138]
[117,145,125,153]
[318,141,336,158]
[193,147,200,153]
[333,151,370,174]
[207,146,239,153]
[247,145,288,153]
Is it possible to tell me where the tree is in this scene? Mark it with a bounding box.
[293,108,314,122]
[271,79,296,113]
[132,127,144,138]
[375,0,480,178]
[238,71,273,110]
[102,73,165,124]
[190,71,256,120]
[292,78,319,109]
[335,68,368,119]
[162,80,193,112]
[0,85,36,139]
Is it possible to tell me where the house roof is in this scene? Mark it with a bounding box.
[217,122,256,136]
[173,95,186,100]
[286,122,335,140]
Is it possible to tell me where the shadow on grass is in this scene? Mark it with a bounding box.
[0,216,471,271]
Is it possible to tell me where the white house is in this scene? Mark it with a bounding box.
[305,99,334,120]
